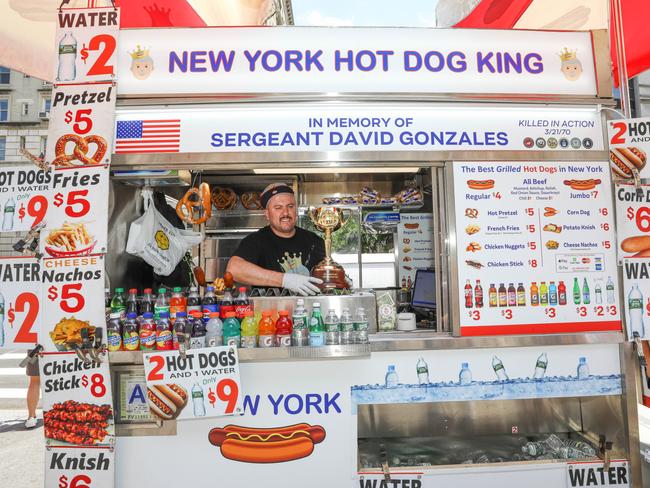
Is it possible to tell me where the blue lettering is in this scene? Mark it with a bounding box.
[305,50,324,71]
[305,394,323,414]
[210,133,223,147]
[448,51,467,72]
[209,50,235,72]
[356,50,376,72]
[477,52,495,73]
[497,132,509,145]
[525,53,543,74]
[335,50,354,71]
[267,394,283,415]
[190,51,207,72]
[284,50,303,71]
[128,384,146,404]
[244,50,262,71]
[424,51,445,72]
[261,50,283,71]
[284,394,303,414]
[404,51,421,71]
[243,395,260,415]
[169,51,188,73]
[323,393,341,413]
[330,132,343,145]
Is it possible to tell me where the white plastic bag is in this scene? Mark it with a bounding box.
[126,189,202,276]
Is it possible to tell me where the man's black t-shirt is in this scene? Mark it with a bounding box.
[233,226,325,276]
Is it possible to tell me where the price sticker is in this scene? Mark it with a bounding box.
[46,446,114,488]
[0,257,41,350]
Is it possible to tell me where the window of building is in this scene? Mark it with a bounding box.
[0,98,8,121]
[22,102,29,116]
[0,137,6,160]
[0,67,9,84]
[19,136,26,149]
[44,98,51,113]
[40,136,47,156]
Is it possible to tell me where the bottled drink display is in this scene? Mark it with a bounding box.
[577,357,590,379]
[240,311,257,348]
[106,312,122,352]
[533,353,548,379]
[573,278,581,305]
[220,290,235,318]
[258,311,276,348]
[111,288,126,320]
[292,299,309,347]
[539,282,548,306]
[516,283,526,307]
[628,284,645,338]
[57,32,77,81]
[202,286,218,323]
[530,282,539,307]
[548,282,557,306]
[141,288,154,315]
[498,283,507,307]
[189,311,207,349]
[187,287,201,317]
[416,357,430,384]
[558,281,567,306]
[122,312,139,351]
[459,362,472,385]
[492,356,509,381]
[234,287,252,319]
[474,280,483,308]
[488,284,497,307]
[139,312,156,351]
[309,302,325,347]
[339,308,354,345]
[354,307,369,344]
[170,287,187,322]
[606,277,615,304]
[155,312,173,351]
[507,283,516,307]
[172,312,188,350]
[222,312,241,347]
[125,288,139,316]
[464,280,473,308]
[582,278,590,305]
[205,313,223,347]
[192,383,206,417]
[385,365,399,388]
[594,281,602,304]
[275,310,293,347]
[324,308,340,345]
[154,287,169,320]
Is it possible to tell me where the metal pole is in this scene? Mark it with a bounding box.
[612,0,631,117]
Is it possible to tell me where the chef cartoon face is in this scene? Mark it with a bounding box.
[559,49,582,81]
[129,46,154,80]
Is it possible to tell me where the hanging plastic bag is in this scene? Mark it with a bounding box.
[126,189,203,276]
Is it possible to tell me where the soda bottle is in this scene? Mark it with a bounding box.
[205,313,223,347]
[548,282,558,306]
[353,307,370,345]
[507,283,516,307]
[141,288,154,315]
[292,299,309,347]
[258,311,276,348]
[464,280,473,308]
[595,281,602,304]
[170,287,187,322]
[111,288,126,320]
[407,276,412,289]
[187,287,201,317]
[189,311,206,349]
[220,290,235,318]
[401,277,407,289]
[516,283,526,306]
[416,358,429,384]
[240,311,258,348]
[2,196,15,231]
[558,281,567,305]
[530,282,539,306]
[339,308,354,345]
[202,286,218,323]
[104,288,111,321]
[492,356,509,381]
[606,277,615,304]
[172,312,188,350]
[154,287,170,320]
[474,280,483,308]
[309,302,326,347]
[122,312,139,351]
[385,365,399,388]
[533,353,548,379]
[498,283,507,307]
[155,312,173,351]
[324,308,340,345]
[628,284,645,338]
[577,357,590,379]
[573,278,581,305]
[192,383,206,417]
[582,278,590,305]
[106,312,123,352]
[275,310,293,347]
[488,284,497,307]
[126,288,139,316]
[139,312,157,350]
[234,287,252,319]
[222,312,241,347]
[539,282,548,306]
[57,32,77,81]
[459,362,472,385]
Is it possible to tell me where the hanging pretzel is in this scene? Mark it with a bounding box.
[176,182,212,225]
[52,134,107,167]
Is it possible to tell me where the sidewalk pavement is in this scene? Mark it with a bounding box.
[0,410,44,488]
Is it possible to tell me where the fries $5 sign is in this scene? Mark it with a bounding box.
[0,257,40,350]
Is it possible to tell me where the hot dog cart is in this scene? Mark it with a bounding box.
[99,24,643,488]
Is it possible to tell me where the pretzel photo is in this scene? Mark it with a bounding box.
[241,191,262,210]
[211,187,238,210]
[53,134,107,167]
[176,182,212,225]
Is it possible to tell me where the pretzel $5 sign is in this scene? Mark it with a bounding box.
[40,255,106,352]
[40,166,109,259]
[45,446,114,488]
[0,257,40,350]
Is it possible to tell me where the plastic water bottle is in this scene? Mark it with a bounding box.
[577,357,590,379]
[154,287,170,320]
[606,277,615,304]
[595,281,602,304]
[205,312,223,347]
[544,434,564,451]
[533,353,548,379]
[308,302,325,347]
[628,284,645,338]
[339,308,354,345]
[354,307,370,344]
[564,440,596,457]
[192,383,206,417]
[492,356,509,381]
[57,32,77,81]
[416,358,430,384]
[558,447,590,460]
[385,365,399,388]
[459,362,472,385]
[0,290,5,347]
[324,309,340,345]
[291,299,309,347]
[2,197,15,231]
[522,441,546,457]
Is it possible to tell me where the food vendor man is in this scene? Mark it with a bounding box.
[227,183,325,295]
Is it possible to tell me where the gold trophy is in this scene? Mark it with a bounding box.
[309,207,352,290]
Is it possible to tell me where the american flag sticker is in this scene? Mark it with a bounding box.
[115,119,181,153]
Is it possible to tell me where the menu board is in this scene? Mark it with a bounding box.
[453,161,621,336]
[397,213,434,288]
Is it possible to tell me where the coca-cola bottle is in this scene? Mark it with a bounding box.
[234,287,252,319]
[220,290,235,318]
[186,287,201,317]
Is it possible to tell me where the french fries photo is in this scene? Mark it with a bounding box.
[45,222,95,255]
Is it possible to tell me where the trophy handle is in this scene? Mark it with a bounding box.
[338,208,353,228]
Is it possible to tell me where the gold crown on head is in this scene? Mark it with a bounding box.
[129,45,150,60]
[558,48,577,62]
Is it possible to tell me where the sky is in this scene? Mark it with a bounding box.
[292,0,442,27]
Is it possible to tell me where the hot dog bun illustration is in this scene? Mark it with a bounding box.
[563,178,601,190]
[610,147,646,179]
[208,423,326,463]
[467,179,494,190]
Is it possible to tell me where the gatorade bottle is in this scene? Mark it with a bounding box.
[187,287,201,317]
[189,311,206,349]
[258,311,276,348]
[240,311,258,349]
[139,312,157,350]
[222,312,241,347]
[234,287,252,319]
[202,286,218,323]
[155,312,173,350]
[154,287,170,320]
[106,312,122,352]
[141,288,154,315]
[205,313,223,347]
[275,310,293,347]
[170,287,186,322]
[292,299,309,347]
[122,312,139,351]
[309,303,325,347]
[126,288,139,316]
[172,312,188,351]
[111,288,126,320]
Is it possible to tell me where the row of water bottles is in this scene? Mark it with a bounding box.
[492,354,590,381]
[521,433,597,460]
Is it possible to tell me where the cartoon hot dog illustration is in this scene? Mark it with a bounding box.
[563,178,601,190]
[147,384,188,420]
[621,235,650,257]
[610,147,647,179]
[467,179,495,190]
[208,423,326,463]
